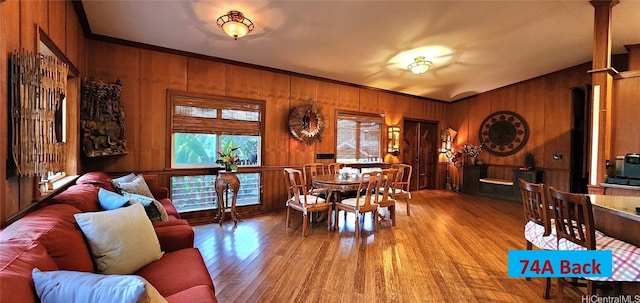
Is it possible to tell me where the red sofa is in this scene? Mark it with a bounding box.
[0,172,217,303]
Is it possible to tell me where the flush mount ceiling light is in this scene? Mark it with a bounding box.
[217,10,254,40]
[407,56,433,74]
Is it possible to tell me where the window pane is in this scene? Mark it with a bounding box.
[221,109,259,122]
[171,173,260,212]
[220,135,261,166]
[175,105,217,119]
[173,133,217,167]
[336,114,382,163]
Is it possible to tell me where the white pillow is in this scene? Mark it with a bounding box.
[122,192,169,222]
[118,174,155,198]
[32,268,167,303]
[74,203,163,274]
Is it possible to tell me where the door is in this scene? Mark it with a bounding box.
[402,120,438,191]
[570,86,591,193]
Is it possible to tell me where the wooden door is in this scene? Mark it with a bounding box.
[402,120,438,191]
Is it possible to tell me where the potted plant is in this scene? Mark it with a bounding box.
[524,152,534,170]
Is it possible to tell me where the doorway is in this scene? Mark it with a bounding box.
[402,120,438,191]
[570,85,591,193]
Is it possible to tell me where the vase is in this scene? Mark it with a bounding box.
[469,156,477,166]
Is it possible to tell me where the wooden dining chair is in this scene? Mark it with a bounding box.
[334,171,380,238]
[387,163,412,216]
[283,168,332,237]
[327,162,344,174]
[547,187,639,301]
[302,163,326,189]
[377,169,399,227]
[519,179,556,299]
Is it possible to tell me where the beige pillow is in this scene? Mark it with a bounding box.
[118,174,154,198]
[74,203,164,274]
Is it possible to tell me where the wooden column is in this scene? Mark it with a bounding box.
[589,0,618,186]
[625,44,640,71]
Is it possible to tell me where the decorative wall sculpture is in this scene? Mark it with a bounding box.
[80,78,128,157]
[9,50,68,177]
[288,99,325,145]
[479,111,529,156]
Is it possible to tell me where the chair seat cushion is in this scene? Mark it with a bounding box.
[340,198,377,207]
[287,195,326,205]
[524,220,558,250]
[559,232,640,281]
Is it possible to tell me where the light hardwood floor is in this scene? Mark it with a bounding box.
[193,190,578,302]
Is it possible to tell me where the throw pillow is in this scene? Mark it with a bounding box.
[118,174,155,198]
[97,187,129,210]
[111,172,136,192]
[74,203,163,274]
[32,268,167,303]
[122,192,169,222]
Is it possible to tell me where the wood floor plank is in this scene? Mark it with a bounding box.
[193,190,576,302]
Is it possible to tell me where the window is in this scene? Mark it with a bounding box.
[168,91,264,212]
[336,112,383,163]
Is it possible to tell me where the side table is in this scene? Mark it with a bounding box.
[214,171,240,226]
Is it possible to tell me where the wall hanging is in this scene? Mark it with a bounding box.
[288,99,325,145]
[479,111,529,156]
[9,50,68,177]
[80,78,128,157]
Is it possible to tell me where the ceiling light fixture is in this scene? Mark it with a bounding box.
[407,56,433,74]
[217,10,254,40]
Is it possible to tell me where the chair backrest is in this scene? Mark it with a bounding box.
[302,163,325,188]
[547,187,596,250]
[379,169,399,204]
[519,178,552,236]
[391,163,412,192]
[353,172,381,208]
[327,162,345,174]
[284,168,310,206]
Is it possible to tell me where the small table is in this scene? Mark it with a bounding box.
[214,171,240,226]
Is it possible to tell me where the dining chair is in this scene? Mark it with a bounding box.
[377,168,398,227]
[302,163,326,189]
[547,187,640,301]
[519,179,556,299]
[283,168,332,237]
[334,171,380,238]
[327,162,344,174]
[386,163,412,216]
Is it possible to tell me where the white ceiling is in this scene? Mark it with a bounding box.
[81,0,640,102]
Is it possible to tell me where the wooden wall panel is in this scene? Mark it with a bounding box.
[316,82,340,155]
[359,88,378,114]
[261,168,288,211]
[187,58,226,95]
[226,65,261,99]
[337,85,359,112]
[543,73,572,173]
[612,77,640,157]
[85,41,141,172]
[64,1,78,66]
[261,71,290,166]
[47,0,66,52]
[20,0,47,51]
[139,50,188,171]
[516,79,546,169]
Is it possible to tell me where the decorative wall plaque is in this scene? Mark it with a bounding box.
[288,100,325,145]
[479,111,529,156]
[80,78,128,157]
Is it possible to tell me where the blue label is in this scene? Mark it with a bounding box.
[508,250,612,278]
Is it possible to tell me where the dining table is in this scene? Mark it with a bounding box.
[312,173,368,229]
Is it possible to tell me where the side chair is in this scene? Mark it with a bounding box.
[548,187,640,302]
[327,162,344,174]
[283,168,332,237]
[334,171,381,238]
[302,163,326,189]
[377,168,399,227]
[386,163,412,216]
[519,179,556,299]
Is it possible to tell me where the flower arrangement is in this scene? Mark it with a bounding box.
[217,146,240,171]
[461,143,483,158]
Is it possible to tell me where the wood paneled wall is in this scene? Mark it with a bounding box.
[0,0,85,225]
[83,39,449,214]
[447,63,592,191]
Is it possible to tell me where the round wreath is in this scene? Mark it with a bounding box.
[479,111,529,156]
[288,102,325,145]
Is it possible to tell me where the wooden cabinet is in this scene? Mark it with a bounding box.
[461,165,487,195]
[512,169,544,197]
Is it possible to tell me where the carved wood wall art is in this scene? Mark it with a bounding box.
[80,78,128,157]
[288,100,325,145]
[479,111,529,156]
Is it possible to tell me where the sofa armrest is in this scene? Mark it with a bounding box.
[154,224,194,252]
[150,187,169,200]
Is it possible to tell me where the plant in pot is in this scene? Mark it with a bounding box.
[524,152,534,170]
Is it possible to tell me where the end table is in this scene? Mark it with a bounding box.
[214,171,240,226]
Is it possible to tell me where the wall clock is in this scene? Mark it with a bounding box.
[288,101,325,145]
[479,111,529,156]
